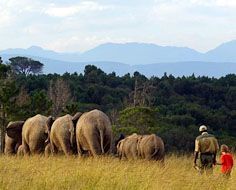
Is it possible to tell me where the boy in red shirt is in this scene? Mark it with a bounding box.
[218,144,234,178]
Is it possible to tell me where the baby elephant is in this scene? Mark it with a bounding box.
[137,134,165,161]
[117,133,165,161]
[117,133,140,160]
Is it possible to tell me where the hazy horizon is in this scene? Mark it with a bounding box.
[1,40,235,54]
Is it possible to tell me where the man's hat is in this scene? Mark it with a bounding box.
[199,125,207,132]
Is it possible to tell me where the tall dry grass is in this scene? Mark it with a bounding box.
[0,155,234,190]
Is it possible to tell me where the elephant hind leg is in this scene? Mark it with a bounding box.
[61,142,73,156]
[51,141,58,155]
[17,145,24,156]
[77,141,84,157]
[103,134,112,154]
[22,139,30,156]
[139,148,145,159]
[29,140,44,154]
[45,144,51,157]
[88,140,102,156]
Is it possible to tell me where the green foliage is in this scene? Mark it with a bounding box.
[29,90,52,116]
[0,62,10,79]
[1,61,236,153]
[0,62,17,151]
[9,56,44,75]
[118,107,159,134]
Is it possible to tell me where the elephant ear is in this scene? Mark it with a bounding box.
[6,121,24,140]
[115,133,125,147]
[72,112,83,126]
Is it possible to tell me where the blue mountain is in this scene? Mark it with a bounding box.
[205,40,236,62]
[1,46,81,62]
[79,42,203,65]
[1,40,236,77]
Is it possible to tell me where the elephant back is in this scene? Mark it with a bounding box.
[22,114,48,152]
[118,133,140,159]
[50,114,74,144]
[76,109,113,156]
[77,109,111,131]
[23,114,48,133]
[138,134,165,161]
[51,114,73,132]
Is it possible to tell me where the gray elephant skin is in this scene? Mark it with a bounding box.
[138,134,165,161]
[117,133,165,161]
[46,113,82,156]
[6,114,52,155]
[76,109,113,156]
[4,121,24,155]
[117,133,140,159]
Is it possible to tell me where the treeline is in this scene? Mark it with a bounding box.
[1,56,236,152]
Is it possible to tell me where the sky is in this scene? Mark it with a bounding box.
[0,0,236,53]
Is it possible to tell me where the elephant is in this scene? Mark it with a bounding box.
[137,134,165,161]
[113,133,125,154]
[4,121,24,155]
[44,143,51,157]
[117,133,140,160]
[76,109,113,156]
[6,114,52,155]
[46,112,82,156]
[17,145,24,156]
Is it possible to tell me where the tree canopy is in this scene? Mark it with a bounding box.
[1,60,236,153]
[9,57,44,75]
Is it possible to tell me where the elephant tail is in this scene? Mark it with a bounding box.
[99,129,105,154]
[45,116,55,144]
[70,125,77,154]
[151,147,160,159]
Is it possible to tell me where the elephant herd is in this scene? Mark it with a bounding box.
[117,133,165,161]
[4,109,165,161]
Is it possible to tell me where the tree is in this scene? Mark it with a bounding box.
[0,60,10,79]
[131,77,155,107]
[0,62,18,152]
[9,56,44,75]
[29,90,52,116]
[48,78,72,116]
[63,102,79,115]
[118,107,158,135]
[84,65,106,84]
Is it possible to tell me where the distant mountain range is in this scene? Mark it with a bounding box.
[1,40,236,77]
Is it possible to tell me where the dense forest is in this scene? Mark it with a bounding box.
[1,56,236,153]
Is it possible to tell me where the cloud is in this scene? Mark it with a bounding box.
[189,0,236,7]
[0,0,236,52]
[215,0,236,7]
[43,1,114,17]
[0,0,43,27]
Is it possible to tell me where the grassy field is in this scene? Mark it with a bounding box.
[0,155,234,190]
